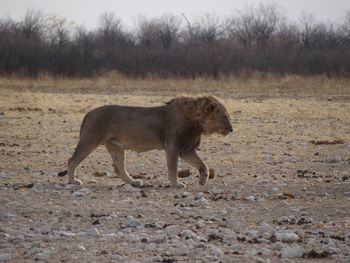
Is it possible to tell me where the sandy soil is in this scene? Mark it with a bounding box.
[0,80,350,262]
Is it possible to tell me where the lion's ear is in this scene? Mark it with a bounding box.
[205,102,216,115]
[209,104,215,113]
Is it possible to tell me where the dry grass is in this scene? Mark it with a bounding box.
[1,73,349,98]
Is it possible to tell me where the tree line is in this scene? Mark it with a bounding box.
[0,4,350,78]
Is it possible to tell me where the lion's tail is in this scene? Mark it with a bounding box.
[58,170,67,177]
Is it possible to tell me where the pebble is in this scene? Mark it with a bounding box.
[245,196,255,202]
[121,184,140,193]
[77,245,86,251]
[171,208,182,216]
[0,254,11,262]
[0,212,14,218]
[182,229,196,239]
[125,216,141,227]
[149,234,167,243]
[110,254,123,260]
[34,250,54,261]
[280,245,303,259]
[210,188,223,195]
[73,188,89,197]
[86,228,100,237]
[275,232,299,243]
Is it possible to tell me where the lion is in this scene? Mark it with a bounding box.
[58,95,233,188]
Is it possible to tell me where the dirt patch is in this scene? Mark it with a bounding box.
[0,82,350,262]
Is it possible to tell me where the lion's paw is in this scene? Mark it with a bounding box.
[69,179,83,185]
[130,180,143,188]
[199,175,208,186]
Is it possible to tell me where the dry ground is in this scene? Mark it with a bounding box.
[0,75,350,262]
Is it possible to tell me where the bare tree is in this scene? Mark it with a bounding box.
[136,14,181,49]
[226,3,284,47]
[191,14,224,44]
[97,12,124,47]
[20,9,43,39]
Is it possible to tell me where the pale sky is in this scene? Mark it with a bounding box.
[1,0,349,29]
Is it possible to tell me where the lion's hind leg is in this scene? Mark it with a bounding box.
[105,143,142,187]
[67,140,99,185]
[180,151,209,186]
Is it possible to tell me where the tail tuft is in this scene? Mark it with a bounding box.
[58,170,67,177]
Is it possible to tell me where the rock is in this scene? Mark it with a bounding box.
[125,216,141,227]
[182,229,196,239]
[31,184,44,193]
[210,188,223,195]
[0,254,11,262]
[73,188,89,197]
[77,245,86,251]
[208,245,223,256]
[275,232,299,243]
[149,234,166,243]
[281,245,303,259]
[34,250,54,261]
[0,212,14,218]
[259,223,275,235]
[171,208,182,216]
[276,216,291,224]
[245,196,255,202]
[164,225,179,233]
[345,231,350,245]
[59,231,75,237]
[121,184,139,193]
[297,215,313,225]
[195,221,205,229]
[110,254,123,260]
[86,228,100,237]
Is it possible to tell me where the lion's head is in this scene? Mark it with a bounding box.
[166,95,233,136]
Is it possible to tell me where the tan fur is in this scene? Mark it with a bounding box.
[60,95,233,188]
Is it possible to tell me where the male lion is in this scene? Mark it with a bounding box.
[58,95,233,188]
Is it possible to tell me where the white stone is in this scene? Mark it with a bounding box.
[197,197,209,205]
[245,196,255,202]
[34,250,54,261]
[125,216,141,227]
[275,232,299,243]
[209,245,223,256]
[86,228,100,237]
[210,188,223,195]
[280,245,303,259]
[77,245,86,251]
[110,254,123,260]
[182,229,196,239]
[345,231,350,245]
[31,184,44,193]
[72,188,89,197]
[259,223,275,235]
[196,221,205,229]
[0,253,11,262]
[164,225,179,232]
[327,246,340,254]
[59,231,75,237]
[172,208,182,216]
[121,184,140,193]
[149,234,166,243]
[0,212,14,218]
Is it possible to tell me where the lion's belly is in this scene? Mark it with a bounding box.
[109,136,163,152]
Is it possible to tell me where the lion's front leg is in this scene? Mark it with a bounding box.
[181,151,209,186]
[165,149,185,188]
